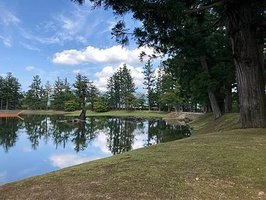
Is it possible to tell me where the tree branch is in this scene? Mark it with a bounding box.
[185,0,225,14]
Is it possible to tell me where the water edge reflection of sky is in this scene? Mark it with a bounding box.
[0,116,191,184]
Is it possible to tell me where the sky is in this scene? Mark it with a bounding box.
[0,0,159,92]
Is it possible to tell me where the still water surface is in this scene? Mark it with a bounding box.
[0,115,191,184]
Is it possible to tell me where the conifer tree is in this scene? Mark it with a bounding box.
[73,0,266,127]
[143,60,155,111]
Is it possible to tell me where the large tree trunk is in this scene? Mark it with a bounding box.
[79,97,86,121]
[226,0,266,127]
[200,56,222,119]
[224,83,232,113]
[79,109,86,121]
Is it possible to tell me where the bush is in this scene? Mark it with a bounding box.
[94,101,109,112]
[64,100,79,111]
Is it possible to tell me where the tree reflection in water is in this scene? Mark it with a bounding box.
[0,116,192,154]
[0,117,21,152]
[147,120,191,146]
[106,117,137,155]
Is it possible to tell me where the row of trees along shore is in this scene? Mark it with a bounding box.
[72,0,266,128]
[0,60,239,115]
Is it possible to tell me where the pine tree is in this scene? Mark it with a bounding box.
[51,77,65,110]
[44,81,52,110]
[143,60,155,111]
[25,75,43,109]
[87,83,99,110]
[73,74,89,120]
[107,65,135,110]
[74,0,266,127]
[0,73,21,110]
[121,65,135,109]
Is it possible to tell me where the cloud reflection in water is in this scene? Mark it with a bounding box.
[49,153,101,169]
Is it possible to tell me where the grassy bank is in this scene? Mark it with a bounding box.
[21,109,168,119]
[190,113,241,134]
[1,113,265,200]
[66,110,168,119]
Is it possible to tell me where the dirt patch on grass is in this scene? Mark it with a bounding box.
[165,111,203,119]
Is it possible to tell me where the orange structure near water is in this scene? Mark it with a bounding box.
[0,110,23,118]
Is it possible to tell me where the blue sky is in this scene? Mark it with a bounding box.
[0,0,158,91]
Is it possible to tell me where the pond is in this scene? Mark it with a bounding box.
[0,115,191,184]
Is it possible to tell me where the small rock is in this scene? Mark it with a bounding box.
[195,177,199,181]
[258,191,265,196]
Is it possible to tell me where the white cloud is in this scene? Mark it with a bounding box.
[49,153,99,169]
[132,134,147,149]
[20,28,61,45]
[52,45,156,66]
[0,6,20,26]
[92,132,110,154]
[93,63,144,91]
[72,69,81,75]
[25,66,35,72]
[76,36,87,44]
[59,15,76,32]
[20,42,40,51]
[31,5,93,45]
[0,35,12,48]
[22,146,33,153]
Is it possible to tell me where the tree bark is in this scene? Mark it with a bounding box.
[5,100,8,110]
[79,109,86,121]
[200,55,222,119]
[79,96,86,121]
[226,0,266,127]
[224,83,232,113]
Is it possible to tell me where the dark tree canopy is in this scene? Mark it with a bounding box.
[73,0,265,128]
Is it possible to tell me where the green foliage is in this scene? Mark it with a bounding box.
[95,96,109,112]
[0,73,22,110]
[95,102,109,112]
[143,60,156,110]
[152,67,183,111]
[64,100,80,112]
[50,77,75,110]
[87,84,99,110]
[107,64,136,110]
[73,74,89,109]
[24,75,47,110]
[132,94,145,110]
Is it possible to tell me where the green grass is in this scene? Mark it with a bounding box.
[66,110,168,118]
[190,112,241,134]
[21,109,168,118]
[21,110,66,115]
[1,113,265,200]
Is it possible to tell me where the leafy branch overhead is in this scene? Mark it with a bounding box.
[73,0,265,128]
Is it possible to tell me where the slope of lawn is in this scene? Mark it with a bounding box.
[0,113,265,200]
[190,113,241,134]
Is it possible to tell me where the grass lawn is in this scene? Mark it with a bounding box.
[21,109,168,119]
[0,113,265,200]
[66,110,168,118]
